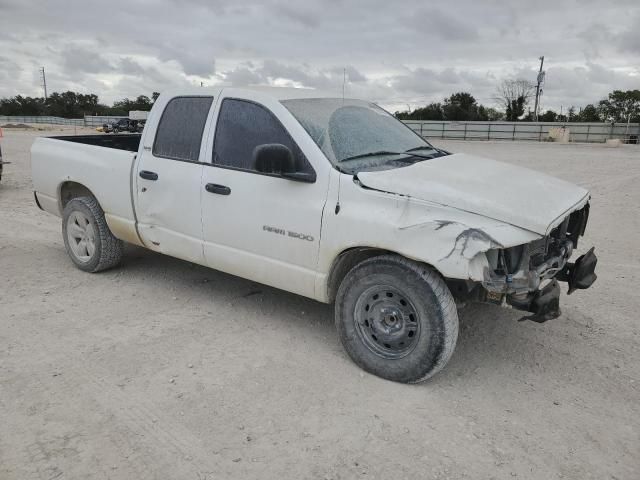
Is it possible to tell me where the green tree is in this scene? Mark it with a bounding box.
[495,79,534,121]
[577,104,601,122]
[485,107,504,121]
[395,93,496,121]
[0,95,46,115]
[395,103,444,121]
[109,95,154,115]
[442,92,488,121]
[598,90,640,122]
[539,110,558,122]
[0,91,158,118]
[45,91,106,118]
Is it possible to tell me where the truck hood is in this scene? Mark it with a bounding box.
[356,153,589,235]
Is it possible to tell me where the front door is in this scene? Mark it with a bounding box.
[135,95,214,264]
[200,97,329,298]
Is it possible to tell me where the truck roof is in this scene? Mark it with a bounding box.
[160,86,345,101]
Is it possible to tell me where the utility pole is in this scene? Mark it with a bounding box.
[533,56,544,121]
[39,67,48,99]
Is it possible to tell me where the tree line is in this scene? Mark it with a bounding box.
[1,86,638,123]
[0,91,160,118]
[395,85,640,123]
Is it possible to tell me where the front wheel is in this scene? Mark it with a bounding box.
[335,255,458,383]
[62,196,124,272]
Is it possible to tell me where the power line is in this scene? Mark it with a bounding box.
[533,56,545,121]
[39,67,48,99]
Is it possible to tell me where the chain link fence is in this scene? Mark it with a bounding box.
[2,115,638,144]
[404,120,639,144]
[0,115,127,127]
[0,115,85,126]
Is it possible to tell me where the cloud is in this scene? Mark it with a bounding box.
[616,14,640,54]
[272,3,322,28]
[0,0,637,110]
[408,8,479,42]
[222,65,265,85]
[219,61,367,90]
[61,46,115,75]
[328,66,367,83]
[118,57,171,85]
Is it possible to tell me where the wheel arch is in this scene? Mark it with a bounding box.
[325,246,445,304]
[58,181,99,212]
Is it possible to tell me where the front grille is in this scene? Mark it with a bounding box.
[530,204,589,269]
[489,203,590,285]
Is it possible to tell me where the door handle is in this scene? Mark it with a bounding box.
[139,170,158,181]
[205,183,231,195]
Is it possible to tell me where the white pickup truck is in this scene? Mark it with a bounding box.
[31,87,597,383]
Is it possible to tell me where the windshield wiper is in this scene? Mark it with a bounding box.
[406,145,450,156]
[339,151,407,163]
[340,149,436,163]
[405,145,437,153]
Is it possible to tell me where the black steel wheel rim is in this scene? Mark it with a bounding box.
[354,285,421,359]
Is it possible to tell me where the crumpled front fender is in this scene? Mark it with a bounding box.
[319,177,543,287]
[396,213,541,282]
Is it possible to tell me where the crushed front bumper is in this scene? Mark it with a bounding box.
[502,247,598,323]
[475,203,597,323]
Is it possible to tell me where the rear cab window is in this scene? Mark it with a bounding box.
[153,96,214,162]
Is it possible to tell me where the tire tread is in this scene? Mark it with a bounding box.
[62,196,123,273]
[335,254,459,383]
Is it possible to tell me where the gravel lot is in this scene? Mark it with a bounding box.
[1,129,638,479]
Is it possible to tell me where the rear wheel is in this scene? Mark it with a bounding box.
[62,196,123,272]
[335,255,458,383]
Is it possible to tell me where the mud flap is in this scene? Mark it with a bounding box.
[511,247,597,323]
[561,247,598,294]
[515,279,562,323]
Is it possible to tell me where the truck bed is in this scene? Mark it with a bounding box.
[51,134,141,152]
[31,136,139,234]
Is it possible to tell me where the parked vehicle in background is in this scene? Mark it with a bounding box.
[102,118,144,133]
[128,110,149,122]
[0,141,9,182]
[30,87,598,383]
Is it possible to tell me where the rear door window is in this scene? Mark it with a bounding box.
[153,96,213,162]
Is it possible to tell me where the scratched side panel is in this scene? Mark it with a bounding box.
[316,170,541,300]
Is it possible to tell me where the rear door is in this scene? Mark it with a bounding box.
[135,95,215,264]
[200,94,330,298]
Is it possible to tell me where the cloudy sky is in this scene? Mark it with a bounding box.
[0,0,638,112]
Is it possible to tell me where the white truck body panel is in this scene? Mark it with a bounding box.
[132,91,219,264]
[357,153,590,236]
[31,138,139,244]
[314,169,544,301]
[31,87,592,304]
[199,89,333,298]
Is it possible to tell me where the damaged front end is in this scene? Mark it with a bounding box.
[472,205,597,322]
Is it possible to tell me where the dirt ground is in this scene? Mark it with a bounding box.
[1,129,638,479]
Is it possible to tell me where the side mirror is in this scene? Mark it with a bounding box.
[252,144,316,183]
[253,143,295,175]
